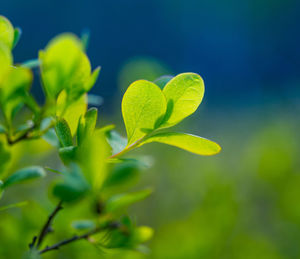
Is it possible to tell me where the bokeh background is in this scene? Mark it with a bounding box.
[1,0,300,258]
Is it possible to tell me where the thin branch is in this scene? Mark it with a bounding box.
[39,222,119,254]
[36,201,63,248]
[39,228,100,254]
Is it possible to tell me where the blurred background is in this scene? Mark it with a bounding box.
[1,0,300,258]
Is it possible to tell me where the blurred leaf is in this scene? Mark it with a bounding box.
[0,140,11,177]
[42,128,59,147]
[122,80,166,145]
[105,189,152,213]
[87,94,103,106]
[12,27,21,49]
[0,124,6,133]
[72,220,95,230]
[0,201,28,212]
[154,75,173,89]
[59,146,77,165]
[132,226,154,243]
[53,164,89,202]
[140,132,221,156]
[77,107,97,146]
[0,16,14,49]
[80,29,90,51]
[2,166,46,189]
[56,91,87,135]
[161,73,204,128]
[22,249,41,259]
[76,131,110,191]
[0,42,12,78]
[55,118,73,147]
[21,59,40,69]
[103,159,144,190]
[39,33,83,99]
[106,130,127,155]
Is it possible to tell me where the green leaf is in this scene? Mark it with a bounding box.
[0,16,14,49]
[59,146,77,165]
[0,140,11,177]
[21,59,40,69]
[39,33,83,99]
[12,27,22,49]
[140,132,221,156]
[106,130,127,155]
[103,159,143,190]
[53,164,89,202]
[2,166,46,189]
[77,107,98,146]
[55,118,73,147]
[71,220,95,230]
[122,80,166,145]
[0,42,12,78]
[132,226,154,243]
[22,248,41,259]
[56,91,87,135]
[0,201,28,212]
[105,189,152,213]
[161,73,204,128]
[154,75,173,89]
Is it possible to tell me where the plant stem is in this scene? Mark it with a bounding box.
[36,201,63,248]
[39,222,119,254]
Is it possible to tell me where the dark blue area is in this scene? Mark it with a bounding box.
[2,0,300,110]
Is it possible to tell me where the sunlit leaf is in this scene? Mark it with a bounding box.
[122,80,166,145]
[55,118,73,147]
[161,73,204,128]
[56,91,87,135]
[140,132,221,156]
[132,226,154,243]
[0,140,11,177]
[2,166,46,189]
[0,16,14,49]
[77,107,97,146]
[0,42,12,79]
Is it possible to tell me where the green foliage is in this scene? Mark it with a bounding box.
[1,166,46,189]
[0,15,220,257]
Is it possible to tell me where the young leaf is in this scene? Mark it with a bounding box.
[0,42,12,78]
[53,164,89,202]
[2,166,46,189]
[0,16,14,49]
[122,80,166,145]
[161,73,204,128]
[77,107,97,146]
[55,118,73,147]
[39,33,83,98]
[105,189,152,213]
[140,132,221,156]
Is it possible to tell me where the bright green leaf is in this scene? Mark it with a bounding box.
[55,118,73,147]
[2,166,46,189]
[0,42,12,79]
[122,80,166,145]
[0,16,14,49]
[140,132,221,156]
[105,189,152,213]
[0,140,11,177]
[77,107,97,146]
[161,73,204,128]
[132,226,154,243]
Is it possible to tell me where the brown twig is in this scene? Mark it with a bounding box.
[36,201,63,248]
